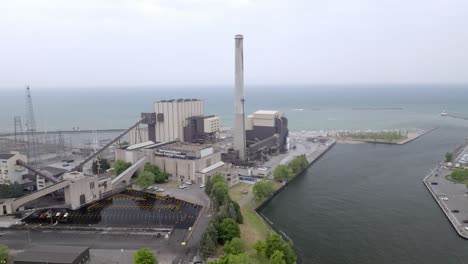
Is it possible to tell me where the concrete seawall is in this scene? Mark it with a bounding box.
[423,166,468,239]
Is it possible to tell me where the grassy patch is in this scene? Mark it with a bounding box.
[229,182,253,202]
[445,174,468,185]
[239,201,270,253]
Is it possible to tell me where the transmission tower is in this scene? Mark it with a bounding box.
[25,86,39,167]
[14,116,25,144]
[56,131,66,158]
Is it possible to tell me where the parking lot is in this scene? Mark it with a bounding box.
[22,189,201,229]
[453,142,468,165]
[425,166,468,237]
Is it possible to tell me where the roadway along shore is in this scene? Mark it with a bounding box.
[423,165,468,239]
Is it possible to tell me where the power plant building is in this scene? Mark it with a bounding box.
[128,99,221,145]
[183,115,221,143]
[154,99,204,142]
[223,110,289,165]
[116,141,224,184]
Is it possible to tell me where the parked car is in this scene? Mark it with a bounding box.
[156,188,165,192]
[200,184,205,188]
[185,180,192,185]
[178,184,187,189]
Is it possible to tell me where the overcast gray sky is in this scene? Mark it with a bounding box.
[0,0,467,87]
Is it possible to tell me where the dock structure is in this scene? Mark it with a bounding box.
[446,114,468,121]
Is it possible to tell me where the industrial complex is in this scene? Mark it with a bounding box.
[0,34,302,263]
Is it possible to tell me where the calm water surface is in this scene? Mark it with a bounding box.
[262,126,468,264]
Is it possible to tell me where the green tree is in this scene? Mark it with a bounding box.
[253,240,266,255]
[210,253,250,264]
[223,238,246,255]
[214,201,238,223]
[216,218,241,244]
[136,171,155,189]
[0,244,9,263]
[206,222,218,240]
[265,234,297,264]
[113,160,132,175]
[288,155,309,174]
[200,232,217,259]
[154,172,169,184]
[144,164,161,175]
[445,152,453,162]
[211,181,229,206]
[253,180,274,200]
[206,173,225,196]
[231,200,243,224]
[273,165,292,182]
[270,250,286,264]
[0,182,23,199]
[134,248,157,264]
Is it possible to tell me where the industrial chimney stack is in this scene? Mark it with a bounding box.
[233,34,246,161]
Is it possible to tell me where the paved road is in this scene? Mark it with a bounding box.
[425,166,468,237]
[238,194,254,206]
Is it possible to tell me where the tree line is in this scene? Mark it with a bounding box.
[252,155,310,202]
[203,173,297,264]
[200,174,243,260]
[338,130,407,141]
[135,164,170,189]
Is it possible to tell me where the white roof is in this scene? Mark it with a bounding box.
[127,141,155,150]
[199,161,225,174]
[254,110,280,115]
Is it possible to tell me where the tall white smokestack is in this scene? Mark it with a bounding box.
[233,34,246,160]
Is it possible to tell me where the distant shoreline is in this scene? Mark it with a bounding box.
[350,107,403,110]
[0,129,125,137]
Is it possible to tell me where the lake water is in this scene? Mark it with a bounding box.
[261,126,468,264]
[1,85,468,132]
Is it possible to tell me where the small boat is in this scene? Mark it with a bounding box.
[441,110,447,116]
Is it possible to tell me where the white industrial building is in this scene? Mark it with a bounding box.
[129,126,149,145]
[129,99,220,145]
[246,110,284,129]
[154,99,204,142]
[0,152,27,184]
[204,116,221,133]
[115,141,226,184]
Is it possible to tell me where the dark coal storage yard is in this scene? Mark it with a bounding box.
[23,189,201,229]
